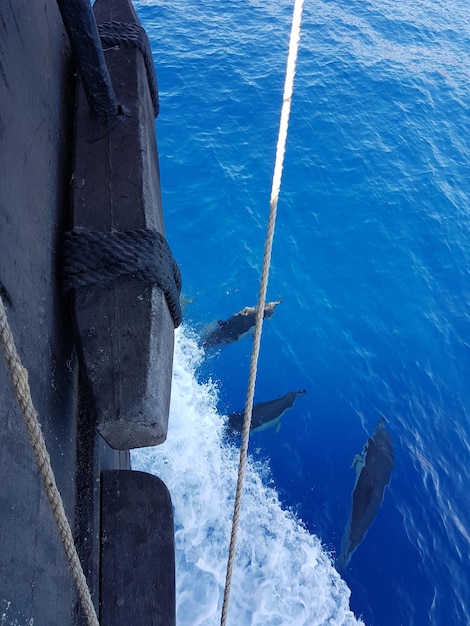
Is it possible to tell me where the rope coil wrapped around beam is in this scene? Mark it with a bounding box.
[98,21,160,118]
[63,227,182,328]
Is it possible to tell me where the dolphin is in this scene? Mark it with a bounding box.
[202,300,281,349]
[338,418,394,570]
[227,389,306,434]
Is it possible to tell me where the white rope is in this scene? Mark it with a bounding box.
[220,1,305,624]
[0,296,100,626]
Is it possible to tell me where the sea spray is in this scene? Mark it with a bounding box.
[132,326,362,625]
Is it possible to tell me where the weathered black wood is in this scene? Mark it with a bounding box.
[100,470,175,626]
[0,1,79,623]
[69,0,175,449]
[57,0,118,120]
[73,387,131,625]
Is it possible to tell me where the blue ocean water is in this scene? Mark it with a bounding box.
[131,1,470,624]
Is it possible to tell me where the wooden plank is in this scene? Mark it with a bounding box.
[0,0,79,621]
[100,470,175,625]
[68,0,176,449]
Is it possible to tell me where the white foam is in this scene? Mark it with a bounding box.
[132,326,363,625]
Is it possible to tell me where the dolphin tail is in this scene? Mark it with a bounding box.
[337,526,352,572]
[337,550,351,573]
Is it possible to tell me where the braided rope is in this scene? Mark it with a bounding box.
[0,296,100,626]
[97,21,160,117]
[220,1,305,624]
[63,227,182,328]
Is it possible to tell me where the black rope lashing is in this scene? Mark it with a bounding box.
[63,228,182,328]
[56,0,118,122]
[98,22,160,118]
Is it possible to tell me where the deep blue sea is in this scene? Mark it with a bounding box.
[131,1,470,624]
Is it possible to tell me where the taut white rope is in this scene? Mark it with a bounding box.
[0,296,100,626]
[220,1,305,624]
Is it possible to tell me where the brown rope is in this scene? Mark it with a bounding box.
[0,296,100,626]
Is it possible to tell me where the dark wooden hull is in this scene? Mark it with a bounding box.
[0,0,176,623]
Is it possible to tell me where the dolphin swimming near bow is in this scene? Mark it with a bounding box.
[202,300,281,349]
[227,389,306,434]
[338,418,394,570]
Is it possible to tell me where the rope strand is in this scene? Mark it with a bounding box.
[220,1,305,624]
[0,296,100,626]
